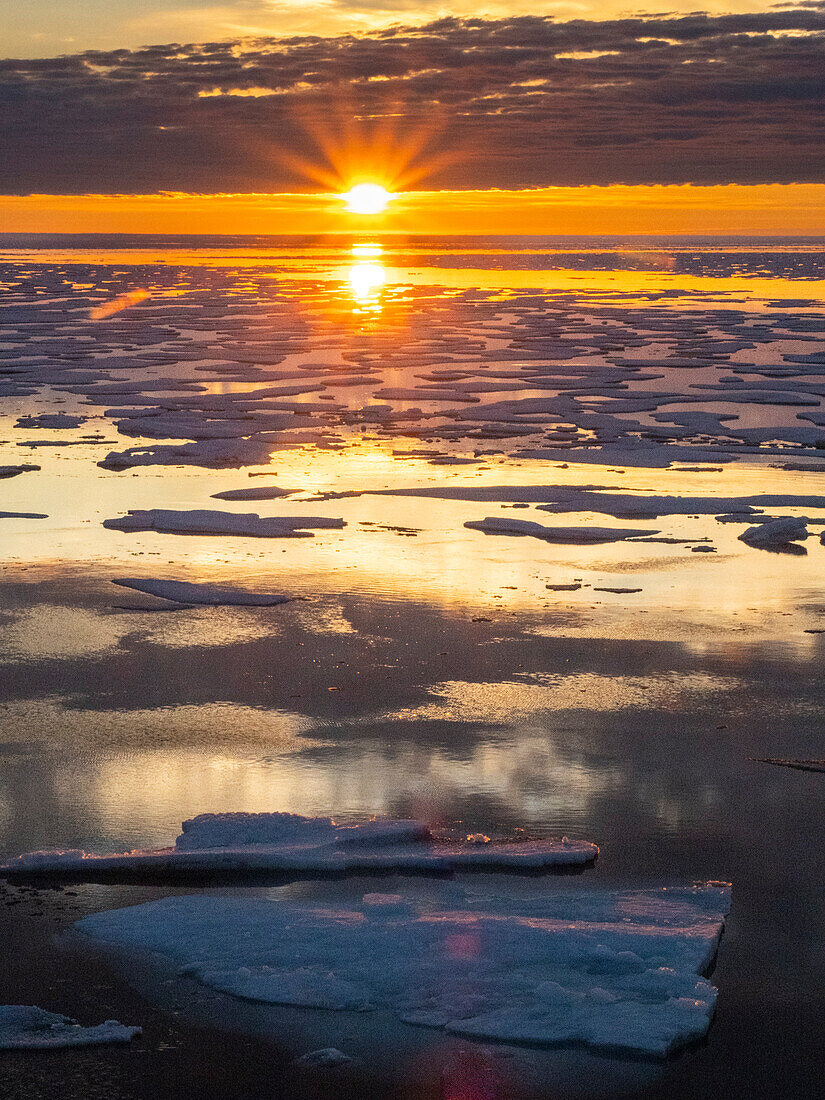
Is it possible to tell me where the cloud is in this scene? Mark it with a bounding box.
[0,9,823,192]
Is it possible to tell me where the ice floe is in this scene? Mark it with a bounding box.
[465,517,657,543]
[0,812,598,878]
[738,517,809,548]
[211,486,298,501]
[0,464,40,479]
[0,1005,141,1050]
[103,509,345,538]
[112,579,292,607]
[15,413,85,429]
[74,882,730,1057]
[371,485,825,519]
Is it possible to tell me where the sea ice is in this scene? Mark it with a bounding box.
[738,517,809,548]
[103,510,345,538]
[75,883,730,1057]
[211,486,298,501]
[465,518,657,543]
[112,579,292,607]
[0,464,40,479]
[1,812,598,877]
[0,1005,141,1050]
[15,413,84,429]
[294,1047,355,1068]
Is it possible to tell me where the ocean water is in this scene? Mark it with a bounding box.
[2,235,825,1097]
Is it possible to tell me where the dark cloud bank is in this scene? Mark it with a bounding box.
[1,8,824,193]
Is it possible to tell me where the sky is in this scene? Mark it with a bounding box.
[1,2,824,233]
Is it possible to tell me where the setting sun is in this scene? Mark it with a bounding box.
[342,183,393,215]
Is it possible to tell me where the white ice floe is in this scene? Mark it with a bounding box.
[103,509,345,538]
[1,812,598,877]
[465,517,657,543]
[112,579,292,607]
[75,882,730,1058]
[0,1005,141,1050]
[738,517,809,548]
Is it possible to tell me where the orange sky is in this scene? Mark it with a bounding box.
[1,185,824,236]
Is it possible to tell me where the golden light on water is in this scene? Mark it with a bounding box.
[342,183,393,215]
[348,242,386,309]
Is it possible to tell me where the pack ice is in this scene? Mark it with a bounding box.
[75,883,730,1058]
[0,812,598,877]
[0,1005,140,1049]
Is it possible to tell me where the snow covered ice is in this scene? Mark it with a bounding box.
[75,882,730,1058]
[0,1005,140,1050]
[0,812,599,877]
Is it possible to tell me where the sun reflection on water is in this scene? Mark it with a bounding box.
[348,243,386,311]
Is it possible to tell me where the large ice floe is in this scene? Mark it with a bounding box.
[102,509,345,538]
[0,1005,140,1049]
[112,578,292,607]
[0,812,598,877]
[75,882,730,1058]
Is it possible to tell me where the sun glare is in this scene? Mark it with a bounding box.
[342,183,393,215]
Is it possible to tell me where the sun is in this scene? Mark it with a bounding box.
[342,183,393,216]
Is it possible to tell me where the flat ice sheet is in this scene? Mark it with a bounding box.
[465,517,658,543]
[103,509,345,538]
[0,1005,140,1049]
[112,578,292,607]
[0,812,598,877]
[76,883,730,1058]
[210,486,298,501]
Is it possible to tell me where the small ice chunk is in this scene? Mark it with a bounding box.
[293,1047,355,1068]
[112,578,291,607]
[739,517,808,548]
[0,1005,141,1049]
